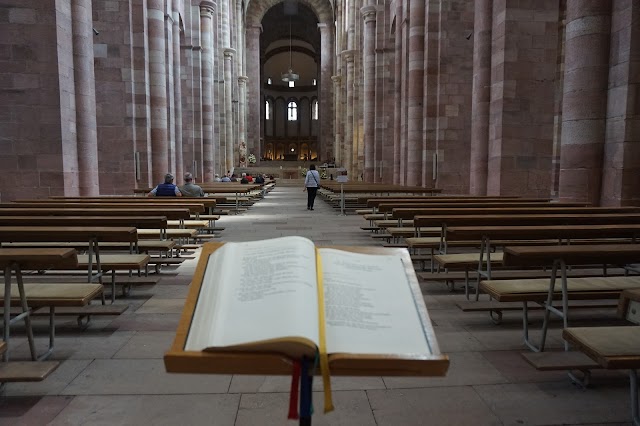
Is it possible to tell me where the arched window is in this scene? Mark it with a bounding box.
[312,78,317,86]
[311,100,318,120]
[265,100,271,120]
[267,77,272,85]
[287,101,298,121]
[288,81,295,88]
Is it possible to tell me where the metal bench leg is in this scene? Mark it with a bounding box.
[37,306,56,361]
[15,266,37,361]
[3,266,11,362]
[631,370,639,426]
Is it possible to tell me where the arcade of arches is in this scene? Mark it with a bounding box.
[1,0,639,204]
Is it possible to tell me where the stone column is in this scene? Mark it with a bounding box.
[602,0,640,206]
[406,0,425,186]
[147,0,169,183]
[318,23,333,163]
[559,1,612,204]
[361,6,377,182]
[469,0,492,195]
[71,0,100,195]
[238,75,248,159]
[172,0,183,182]
[393,1,403,184]
[165,10,176,178]
[343,50,356,175]
[246,25,261,161]
[332,75,342,164]
[200,1,215,181]
[487,1,558,196]
[224,48,236,170]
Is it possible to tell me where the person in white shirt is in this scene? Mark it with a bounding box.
[303,164,321,210]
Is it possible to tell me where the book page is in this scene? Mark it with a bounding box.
[319,249,431,356]
[185,236,319,352]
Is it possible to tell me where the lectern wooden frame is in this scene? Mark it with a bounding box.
[164,242,449,377]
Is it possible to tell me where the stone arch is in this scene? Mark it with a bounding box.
[246,0,333,27]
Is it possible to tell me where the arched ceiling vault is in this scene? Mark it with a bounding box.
[246,0,334,27]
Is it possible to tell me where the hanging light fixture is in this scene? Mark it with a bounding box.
[281,16,299,82]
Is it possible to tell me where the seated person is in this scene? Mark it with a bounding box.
[147,173,182,197]
[255,174,265,184]
[246,174,253,182]
[220,174,231,182]
[213,173,221,182]
[240,172,249,184]
[230,174,238,182]
[179,172,204,197]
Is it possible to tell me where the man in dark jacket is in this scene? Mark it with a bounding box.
[147,173,182,197]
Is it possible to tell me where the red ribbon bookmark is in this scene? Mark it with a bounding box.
[288,360,301,420]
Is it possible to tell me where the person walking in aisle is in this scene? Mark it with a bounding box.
[303,164,321,210]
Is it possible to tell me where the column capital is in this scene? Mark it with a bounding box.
[223,47,236,58]
[247,24,263,33]
[341,49,357,61]
[331,75,342,83]
[317,22,329,30]
[199,1,215,16]
[238,75,249,84]
[361,5,377,22]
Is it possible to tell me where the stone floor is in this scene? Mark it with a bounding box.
[0,186,633,425]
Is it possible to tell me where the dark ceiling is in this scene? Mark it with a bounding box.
[261,2,320,58]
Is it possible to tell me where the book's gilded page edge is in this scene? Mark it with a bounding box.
[203,336,318,359]
[167,242,225,354]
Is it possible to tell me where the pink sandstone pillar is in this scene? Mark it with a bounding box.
[318,23,333,163]
[223,48,235,171]
[165,9,176,178]
[393,0,403,184]
[399,3,409,184]
[147,0,169,183]
[200,1,215,181]
[172,0,183,182]
[559,1,612,204]
[71,0,100,195]
[601,1,640,206]
[469,0,492,195]
[238,75,248,160]
[487,1,558,197]
[332,75,342,164]
[343,50,356,175]
[406,0,425,186]
[422,0,439,187]
[361,5,377,182]
[246,25,261,162]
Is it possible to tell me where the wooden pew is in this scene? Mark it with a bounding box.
[498,244,640,352]
[1,248,78,379]
[0,208,191,221]
[4,202,205,216]
[0,226,142,303]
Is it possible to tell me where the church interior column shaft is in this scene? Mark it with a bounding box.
[559,0,612,204]
[245,25,261,163]
[165,8,177,178]
[200,1,215,181]
[172,0,183,182]
[72,0,100,196]
[406,0,425,186]
[147,0,169,183]
[469,0,492,195]
[223,48,235,171]
[362,5,377,182]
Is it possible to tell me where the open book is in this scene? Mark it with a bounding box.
[185,236,435,360]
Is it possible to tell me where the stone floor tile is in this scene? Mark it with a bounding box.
[109,313,181,331]
[236,391,376,426]
[467,327,565,351]
[474,381,632,425]
[61,359,231,395]
[382,352,508,388]
[48,394,240,426]
[135,298,186,314]
[0,395,73,426]
[112,331,175,359]
[367,386,502,426]
[3,360,92,396]
[434,329,485,352]
[133,284,189,299]
[228,375,291,393]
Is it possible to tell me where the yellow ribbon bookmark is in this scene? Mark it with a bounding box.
[315,248,334,413]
